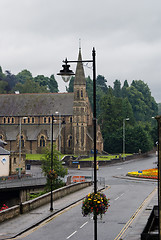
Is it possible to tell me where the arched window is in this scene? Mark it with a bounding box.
[7,117,10,124]
[11,117,14,124]
[40,136,46,147]
[19,135,25,148]
[3,117,6,124]
[44,117,46,123]
[77,90,79,98]
[81,90,83,97]
[68,135,72,147]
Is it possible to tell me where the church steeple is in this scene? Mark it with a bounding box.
[74,48,86,86]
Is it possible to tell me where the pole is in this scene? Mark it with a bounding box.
[19,117,21,178]
[92,47,97,240]
[59,112,61,160]
[123,119,125,161]
[50,114,54,211]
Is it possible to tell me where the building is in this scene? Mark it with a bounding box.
[0,48,103,157]
[0,142,10,177]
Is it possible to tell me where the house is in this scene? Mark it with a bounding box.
[0,48,103,157]
[0,146,10,177]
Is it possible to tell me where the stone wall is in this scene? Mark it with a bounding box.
[0,181,91,223]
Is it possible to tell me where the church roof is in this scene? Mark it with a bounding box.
[0,93,74,117]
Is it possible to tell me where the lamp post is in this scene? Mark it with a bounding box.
[19,117,27,178]
[57,48,97,240]
[50,114,54,211]
[55,111,61,160]
[123,118,129,161]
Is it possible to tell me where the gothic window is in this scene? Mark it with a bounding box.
[19,135,25,148]
[81,90,83,97]
[68,135,72,148]
[77,90,79,98]
[44,117,47,123]
[40,136,46,147]
[48,117,51,123]
[11,117,14,123]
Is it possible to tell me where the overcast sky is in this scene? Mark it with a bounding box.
[0,0,161,102]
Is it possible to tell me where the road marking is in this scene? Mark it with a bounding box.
[66,231,77,239]
[80,221,88,228]
[115,193,124,201]
[114,187,157,240]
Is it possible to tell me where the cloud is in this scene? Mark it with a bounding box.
[0,0,161,102]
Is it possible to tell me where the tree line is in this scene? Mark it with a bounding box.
[0,66,158,154]
[0,67,58,93]
[67,75,158,154]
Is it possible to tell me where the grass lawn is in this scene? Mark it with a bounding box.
[79,154,132,161]
[26,154,45,160]
[26,154,64,160]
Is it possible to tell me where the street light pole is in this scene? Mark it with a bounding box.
[123,118,129,161]
[50,114,54,211]
[57,48,97,240]
[19,117,27,178]
[55,111,61,160]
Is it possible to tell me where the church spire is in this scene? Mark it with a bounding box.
[74,48,86,85]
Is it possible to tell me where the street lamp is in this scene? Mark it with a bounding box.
[57,48,98,240]
[123,118,129,161]
[19,117,27,178]
[55,111,61,160]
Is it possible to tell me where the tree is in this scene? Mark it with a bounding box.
[16,69,33,84]
[4,70,17,93]
[13,79,48,93]
[122,80,129,98]
[41,145,67,190]
[96,75,108,93]
[113,79,121,97]
[48,74,59,92]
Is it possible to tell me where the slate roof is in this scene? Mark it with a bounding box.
[0,125,59,141]
[0,93,74,117]
[0,146,10,155]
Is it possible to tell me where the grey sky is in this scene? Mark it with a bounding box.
[0,0,161,102]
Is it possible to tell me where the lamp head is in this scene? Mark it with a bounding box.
[57,58,75,82]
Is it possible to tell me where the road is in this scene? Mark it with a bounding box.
[18,154,157,240]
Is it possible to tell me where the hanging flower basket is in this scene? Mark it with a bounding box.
[82,192,110,218]
[47,169,58,180]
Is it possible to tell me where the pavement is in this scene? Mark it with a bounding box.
[0,179,158,240]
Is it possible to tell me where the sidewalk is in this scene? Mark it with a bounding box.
[0,185,95,240]
[0,183,158,240]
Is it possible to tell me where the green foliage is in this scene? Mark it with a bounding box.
[13,79,48,93]
[41,145,67,190]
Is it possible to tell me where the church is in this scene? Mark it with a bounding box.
[0,49,103,156]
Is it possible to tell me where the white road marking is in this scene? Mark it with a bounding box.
[66,231,77,239]
[80,221,88,228]
[115,193,124,201]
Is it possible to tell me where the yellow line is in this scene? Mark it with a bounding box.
[114,187,157,240]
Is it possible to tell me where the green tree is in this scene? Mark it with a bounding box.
[113,79,122,97]
[41,145,67,190]
[48,74,59,93]
[13,79,48,93]
[96,75,108,93]
[16,69,33,84]
[126,124,153,153]
[122,80,129,98]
